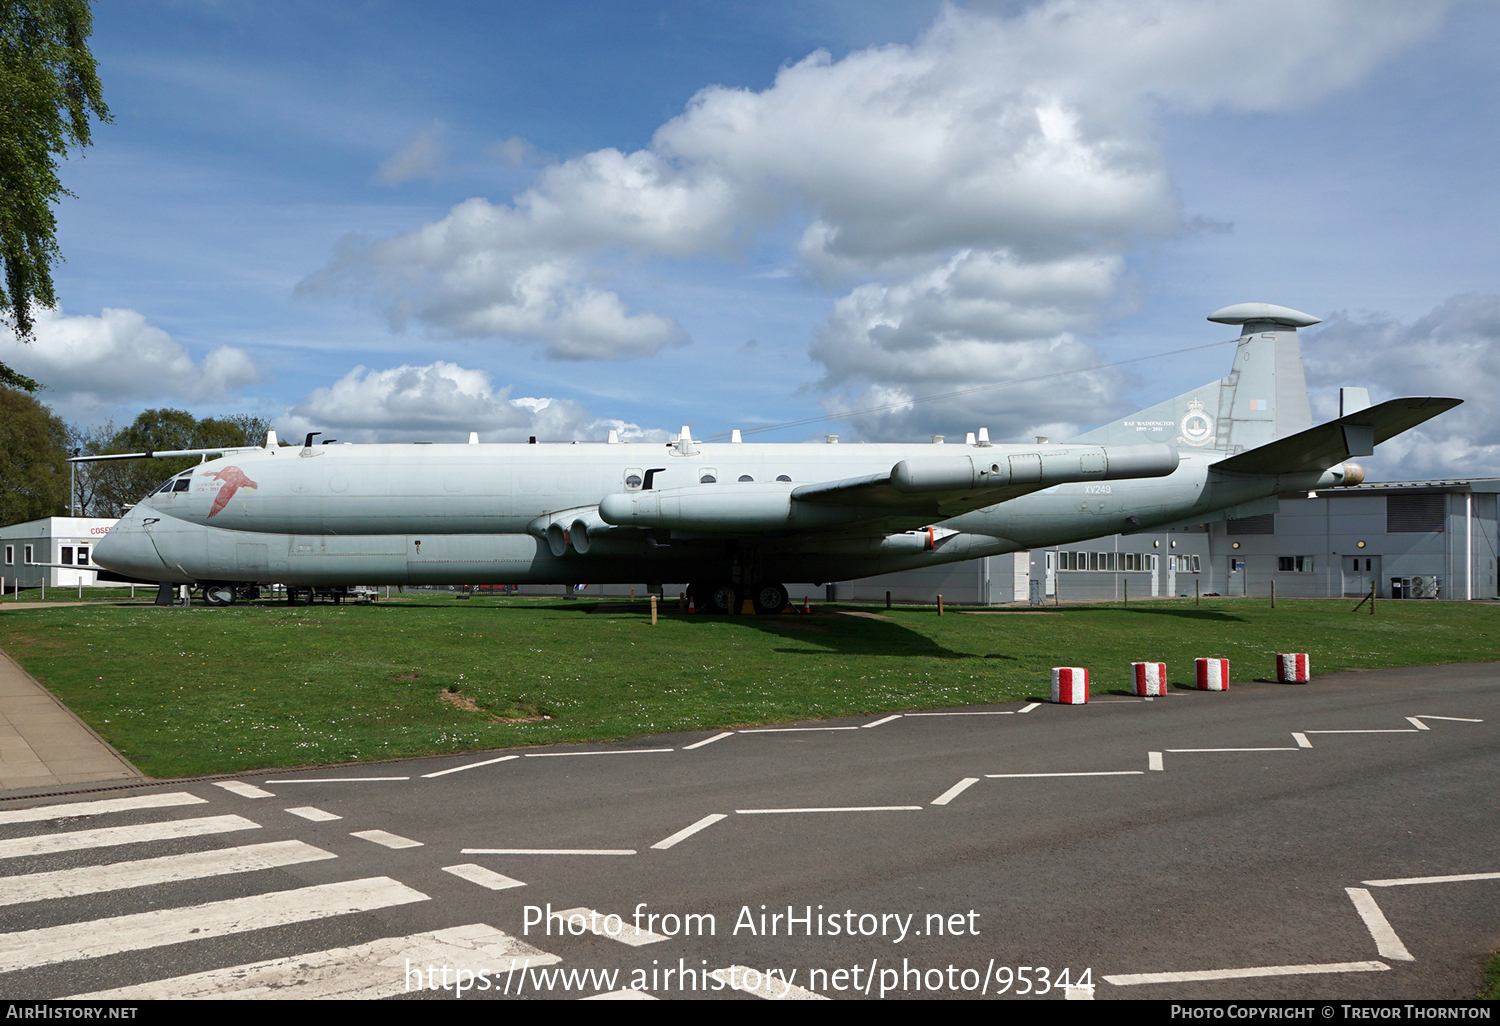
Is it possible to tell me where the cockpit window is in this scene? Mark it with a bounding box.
[172,478,191,492]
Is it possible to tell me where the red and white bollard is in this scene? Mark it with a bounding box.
[1131,662,1167,696]
[1277,653,1310,683]
[1195,657,1230,691]
[1052,667,1089,704]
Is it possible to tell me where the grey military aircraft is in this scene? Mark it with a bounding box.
[90,303,1459,613]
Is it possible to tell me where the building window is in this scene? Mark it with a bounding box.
[77,546,89,565]
[1278,556,1315,572]
[3,546,11,565]
[60,546,73,565]
[24,545,33,564]
[1387,493,1444,533]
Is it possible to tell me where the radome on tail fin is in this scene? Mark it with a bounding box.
[1071,302,1318,454]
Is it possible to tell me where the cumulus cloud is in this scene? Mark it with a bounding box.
[281,360,667,443]
[373,120,447,186]
[0,306,264,408]
[1303,294,1500,480]
[305,0,1440,414]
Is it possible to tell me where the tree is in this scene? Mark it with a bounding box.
[0,385,69,523]
[1,0,110,389]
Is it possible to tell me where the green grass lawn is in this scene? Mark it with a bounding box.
[0,594,1495,778]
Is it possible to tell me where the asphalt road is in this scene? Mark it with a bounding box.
[0,663,1495,1001]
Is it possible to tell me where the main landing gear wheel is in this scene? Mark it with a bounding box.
[203,584,236,606]
[751,582,789,615]
[707,582,740,615]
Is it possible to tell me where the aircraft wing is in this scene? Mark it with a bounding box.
[1210,397,1462,476]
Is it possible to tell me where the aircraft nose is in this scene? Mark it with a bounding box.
[93,512,171,579]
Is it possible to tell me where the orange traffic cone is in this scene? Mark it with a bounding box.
[803,595,811,614]
[688,597,696,613]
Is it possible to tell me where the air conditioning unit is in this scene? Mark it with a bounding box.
[1410,576,1428,598]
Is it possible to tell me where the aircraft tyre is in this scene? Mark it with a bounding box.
[203,584,236,606]
[751,582,789,615]
[707,582,740,615]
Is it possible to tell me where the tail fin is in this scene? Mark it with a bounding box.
[1071,303,1318,454]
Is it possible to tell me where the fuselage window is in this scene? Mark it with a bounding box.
[624,468,643,490]
[738,475,754,482]
[776,474,791,482]
[699,470,717,484]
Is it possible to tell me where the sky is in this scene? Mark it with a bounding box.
[5,0,1498,481]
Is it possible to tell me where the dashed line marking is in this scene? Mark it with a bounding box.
[461,848,636,856]
[1148,752,1164,772]
[351,829,423,850]
[552,907,667,946]
[735,806,922,814]
[738,727,858,733]
[904,710,1014,717]
[0,815,258,860]
[1165,747,1299,753]
[0,876,429,974]
[525,749,673,757]
[709,966,826,1000]
[1364,871,1500,887]
[72,923,554,999]
[442,864,526,890]
[0,840,336,906]
[930,778,979,806]
[683,732,734,750]
[1292,733,1313,748]
[984,771,1143,779]
[264,776,410,783]
[0,792,207,826]
[651,814,727,850]
[1346,887,1414,961]
[582,989,658,1000]
[861,714,902,728]
[421,755,519,778]
[1414,715,1483,722]
[212,781,274,799]
[1103,961,1389,986]
[1018,703,1040,713]
[286,806,341,822]
[1405,717,1430,731]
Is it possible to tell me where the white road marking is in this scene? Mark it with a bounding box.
[0,840,336,906]
[1165,747,1299,753]
[351,829,423,849]
[0,876,429,974]
[1405,717,1430,731]
[442,864,526,890]
[1415,715,1483,722]
[1346,887,1415,961]
[984,771,1143,779]
[213,781,274,798]
[682,732,733,750]
[930,778,979,805]
[709,965,827,1000]
[421,755,519,778]
[1292,732,1313,748]
[737,727,858,733]
[0,814,258,860]
[552,907,667,946]
[461,848,636,856]
[736,806,922,814]
[1148,752,1164,772]
[72,923,556,999]
[1364,871,1500,887]
[524,749,674,757]
[904,710,1014,716]
[582,989,657,1000]
[1103,961,1389,986]
[264,776,410,782]
[1065,984,1096,999]
[1018,703,1040,713]
[651,814,727,849]
[286,806,341,822]
[0,792,206,826]
[861,714,902,728]
[1303,729,1418,735]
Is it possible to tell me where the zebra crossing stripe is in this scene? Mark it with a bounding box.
[0,840,336,906]
[71,923,557,1000]
[0,815,259,860]
[0,792,207,826]
[0,876,429,974]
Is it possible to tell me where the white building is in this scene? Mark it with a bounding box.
[0,517,119,590]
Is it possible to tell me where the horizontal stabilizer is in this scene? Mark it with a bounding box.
[1211,397,1462,476]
